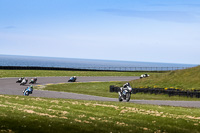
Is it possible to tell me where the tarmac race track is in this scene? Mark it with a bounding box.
[0,76,200,108]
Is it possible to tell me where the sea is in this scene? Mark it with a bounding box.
[0,55,198,71]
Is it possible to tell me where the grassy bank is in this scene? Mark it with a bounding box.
[0,70,162,78]
[36,82,200,101]
[130,66,200,90]
[1,95,200,133]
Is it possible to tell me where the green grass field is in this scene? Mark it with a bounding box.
[0,70,162,78]
[130,66,200,90]
[36,81,200,101]
[1,95,200,133]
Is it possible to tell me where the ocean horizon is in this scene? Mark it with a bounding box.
[0,54,198,71]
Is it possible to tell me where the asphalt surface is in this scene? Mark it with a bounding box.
[1,76,200,108]
[0,76,138,96]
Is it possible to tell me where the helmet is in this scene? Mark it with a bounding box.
[123,83,129,88]
[126,83,130,86]
[30,85,33,88]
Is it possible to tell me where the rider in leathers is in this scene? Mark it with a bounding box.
[118,82,131,97]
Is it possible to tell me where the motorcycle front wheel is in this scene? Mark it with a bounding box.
[24,91,29,96]
[126,93,131,102]
[119,96,123,102]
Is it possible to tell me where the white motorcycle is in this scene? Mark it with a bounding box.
[20,78,28,85]
[140,73,149,79]
[118,85,132,102]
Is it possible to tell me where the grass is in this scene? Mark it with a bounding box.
[130,66,200,90]
[36,81,200,101]
[36,81,125,98]
[0,70,163,78]
[1,94,200,133]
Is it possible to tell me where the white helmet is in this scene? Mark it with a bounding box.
[126,83,130,86]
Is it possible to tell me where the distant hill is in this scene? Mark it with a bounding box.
[130,65,200,90]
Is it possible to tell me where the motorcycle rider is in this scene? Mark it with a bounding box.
[21,78,27,84]
[140,73,149,79]
[29,85,33,93]
[16,77,24,83]
[68,76,77,82]
[30,77,37,84]
[118,82,131,97]
[23,85,33,95]
[34,77,37,82]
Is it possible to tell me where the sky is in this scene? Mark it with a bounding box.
[0,0,200,64]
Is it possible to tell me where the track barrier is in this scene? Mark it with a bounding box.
[110,86,200,98]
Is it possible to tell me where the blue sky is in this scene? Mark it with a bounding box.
[0,0,200,64]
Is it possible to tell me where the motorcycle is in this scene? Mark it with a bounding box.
[23,86,33,96]
[29,78,37,84]
[20,78,28,85]
[140,73,149,79]
[16,77,24,83]
[118,86,132,102]
[68,76,77,82]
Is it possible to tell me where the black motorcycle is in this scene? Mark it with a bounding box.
[29,78,37,84]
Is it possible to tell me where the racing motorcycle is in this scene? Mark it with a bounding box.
[68,76,77,82]
[140,73,150,79]
[23,86,33,96]
[20,78,28,85]
[29,77,37,84]
[118,85,132,102]
[16,77,24,83]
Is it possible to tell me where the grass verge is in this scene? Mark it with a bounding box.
[35,82,200,101]
[0,70,162,78]
[130,66,200,90]
[0,94,200,133]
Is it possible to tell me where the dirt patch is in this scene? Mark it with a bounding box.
[0,129,14,133]
[79,114,86,118]
[60,116,68,119]
[0,104,8,107]
[50,100,59,104]
[23,109,57,118]
[74,119,82,123]
[83,120,91,124]
[93,104,119,110]
[24,109,35,114]
[89,117,96,120]
[119,107,200,122]
[116,122,128,126]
